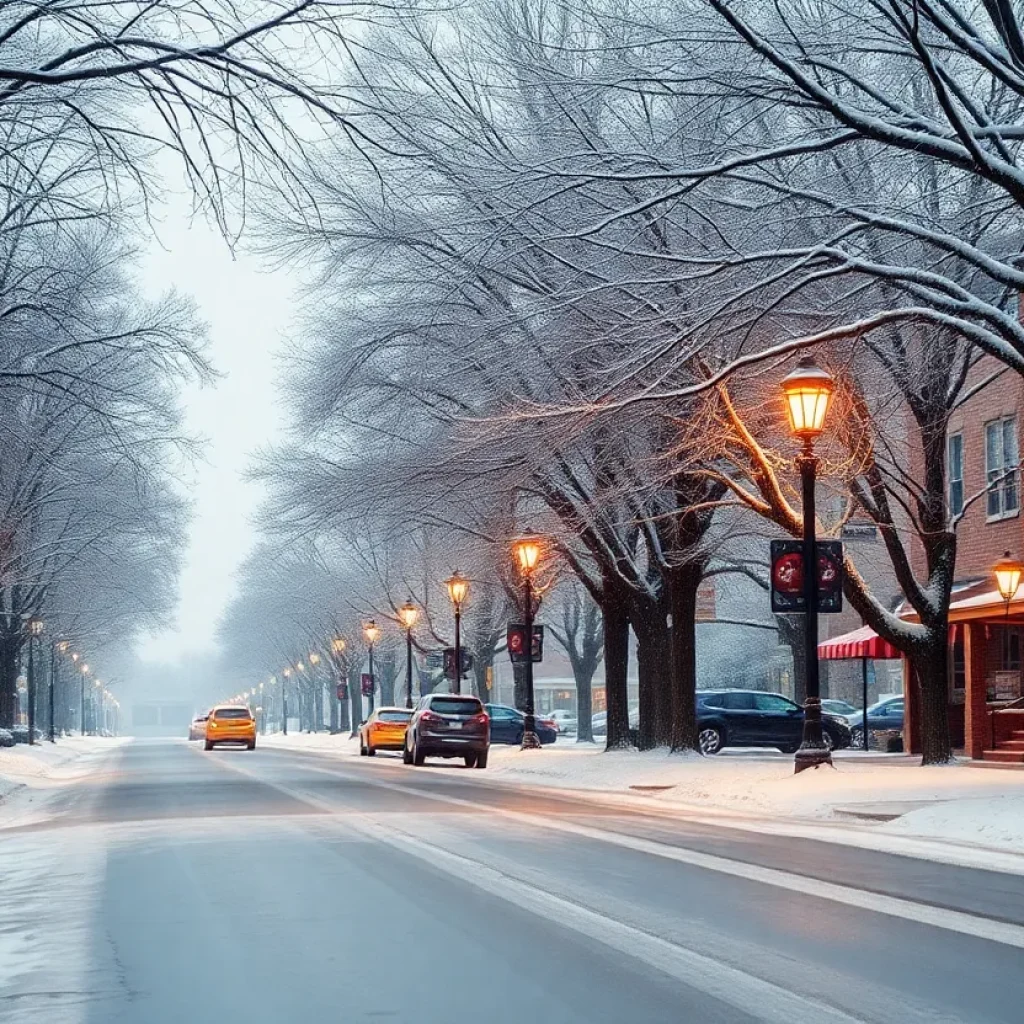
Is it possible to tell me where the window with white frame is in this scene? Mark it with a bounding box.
[985,417,1020,518]
[947,432,964,516]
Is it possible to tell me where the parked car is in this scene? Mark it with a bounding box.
[359,707,413,756]
[591,707,640,737]
[484,704,558,745]
[404,693,490,767]
[843,697,905,749]
[548,710,577,734]
[696,690,852,755]
[11,725,44,744]
[0,728,14,747]
[204,705,257,750]
[188,713,209,741]
[821,699,858,719]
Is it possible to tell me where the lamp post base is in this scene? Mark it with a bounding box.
[793,697,833,774]
[521,730,542,750]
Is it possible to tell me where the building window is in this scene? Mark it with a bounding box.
[985,417,1020,519]
[947,433,964,516]
[1001,627,1021,672]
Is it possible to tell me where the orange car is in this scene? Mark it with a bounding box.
[205,705,257,750]
[359,707,413,756]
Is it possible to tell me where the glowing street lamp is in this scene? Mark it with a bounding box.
[446,573,469,695]
[511,533,545,749]
[398,600,419,708]
[994,551,1024,610]
[781,355,835,773]
[362,621,380,720]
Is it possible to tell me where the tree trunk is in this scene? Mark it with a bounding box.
[574,657,596,744]
[914,635,954,764]
[0,634,19,729]
[776,615,806,704]
[602,573,632,749]
[348,662,362,733]
[512,661,528,712]
[632,595,671,750]
[668,562,703,752]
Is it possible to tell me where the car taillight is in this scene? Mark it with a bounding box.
[470,712,489,725]
[420,710,442,724]
[539,718,555,729]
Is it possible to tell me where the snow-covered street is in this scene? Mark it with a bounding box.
[1,738,1023,1024]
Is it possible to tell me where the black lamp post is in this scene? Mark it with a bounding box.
[398,601,419,708]
[282,669,290,735]
[446,573,469,695]
[781,355,836,774]
[363,620,380,720]
[512,533,544,750]
[26,617,43,744]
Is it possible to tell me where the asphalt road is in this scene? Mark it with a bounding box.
[1,739,1023,1024]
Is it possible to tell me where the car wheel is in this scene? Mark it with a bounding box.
[204,741,213,751]
[413,740,425,766]
[402,741,413,765]
[778,743,798,754]
[699,726,724,755]
[475,749,488,769]
[359,739,367,756]
[464,753,477,768]
[366,745,376,756]
[247,741,256,750]
[822,730,835,752]
[851,727,866,749]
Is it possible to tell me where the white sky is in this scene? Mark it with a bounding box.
[135,212,294,663]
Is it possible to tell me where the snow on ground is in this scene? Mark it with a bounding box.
[0,737,127,812]
[881,796,1024,853]
[264,731,1024,819]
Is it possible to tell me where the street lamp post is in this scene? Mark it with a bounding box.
[781,355,835,774]
[282,668,291,735]
[26,618,43,745]
[398,600,419,708]
[331,637,348,734]
[94,680,103,735]
[363,621,380,721]
[446,573,469,695]
[512,533,544,750]
[309,652,322,732]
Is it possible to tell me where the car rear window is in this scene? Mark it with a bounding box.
[430,698,482,716]
[379,710,412,723]
[214,708,252,720]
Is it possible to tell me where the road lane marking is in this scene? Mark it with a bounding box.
[222,753,1024,951]
[349,814,875,1024]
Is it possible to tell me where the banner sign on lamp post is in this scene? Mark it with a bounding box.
[360,674,373,696]
[770,539,844,613]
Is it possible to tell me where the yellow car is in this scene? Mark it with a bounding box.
[359,707,413,756]
[205,705,257,750]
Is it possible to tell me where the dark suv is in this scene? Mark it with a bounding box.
[697,690,852,755]
[404,693,490,768]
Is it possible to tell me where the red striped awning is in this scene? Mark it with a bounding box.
[818,623,961,660]
[818,625,900,660]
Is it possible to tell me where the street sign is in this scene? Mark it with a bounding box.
[443,648,474,679]
[360,674,374,696]
[336,681,347,701]
[770,540,844,613]
[507,623,544,664]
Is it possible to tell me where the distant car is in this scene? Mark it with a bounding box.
[205,705,257,750]
[0,728,14,747]
[821,699,858,719]
[404,693,489,767]
[548,710,577,734]
[11,725,43,744]
[696,690,852,755]
[188,713,209,741]
[844,697,905,749]
[484,704,558,745]
[360,707,413,756]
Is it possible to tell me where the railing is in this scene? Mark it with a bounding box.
[989,696,1024,749]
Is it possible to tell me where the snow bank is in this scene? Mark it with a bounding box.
[881,796,1024,853]
[0,736,127,804]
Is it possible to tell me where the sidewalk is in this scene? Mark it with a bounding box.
[0,736,127,821]
[263,732,1024,865]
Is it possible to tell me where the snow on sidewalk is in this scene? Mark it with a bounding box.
[0,736,127,804]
